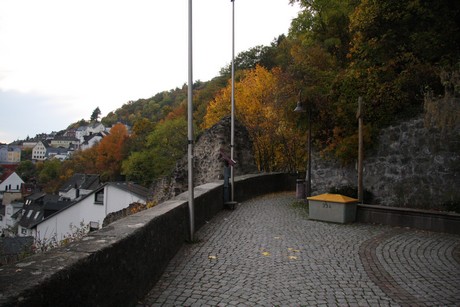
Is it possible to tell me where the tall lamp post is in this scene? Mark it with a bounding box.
[230,0,235,202]
[294,91,312,198]
[187,0,195,241]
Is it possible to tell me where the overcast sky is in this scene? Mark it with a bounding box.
[0,0,300,143]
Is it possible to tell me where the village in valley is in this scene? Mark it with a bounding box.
[0,121,150,264]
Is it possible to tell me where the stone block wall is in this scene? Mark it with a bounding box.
[311,115,460,210]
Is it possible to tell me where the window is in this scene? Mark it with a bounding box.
[94,190,104,204]
[89,221,99,231]
[27,210,33,218]
[21,228,27,235]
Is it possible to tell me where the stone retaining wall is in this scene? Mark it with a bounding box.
[311,116,460,210]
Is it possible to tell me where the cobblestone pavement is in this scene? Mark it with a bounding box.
[139,192,460,306]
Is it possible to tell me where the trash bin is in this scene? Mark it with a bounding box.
[296,179,305,199]
[307,193,358,223]
[223,164,231,203]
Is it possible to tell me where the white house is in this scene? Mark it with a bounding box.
[76,123,106,144]
[0,172,24,200]
[31,141,49,161]
[88,123,105,135]
[30,182,149,243]
[0,202,23,236]
[75,126,88,143]
[80,133,104,151]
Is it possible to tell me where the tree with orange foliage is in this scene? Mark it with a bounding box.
[96,123,129,181]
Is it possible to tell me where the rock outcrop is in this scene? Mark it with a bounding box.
[152,116,257,203]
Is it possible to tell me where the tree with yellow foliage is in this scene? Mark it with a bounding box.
[203,65,305,172]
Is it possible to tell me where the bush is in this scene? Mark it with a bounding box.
[328,185,374,204]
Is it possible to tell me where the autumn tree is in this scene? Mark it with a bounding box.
[61,145,99,177]
[204,65,305,172]
[96,123,129,181]
[127,117,155,152]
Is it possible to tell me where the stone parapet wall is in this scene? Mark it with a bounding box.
[0,173,295,307]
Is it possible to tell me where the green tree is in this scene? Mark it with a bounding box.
[147,117,188,177]
[20,148,32,161]
[16,160,37,182]
[90,107,101,122]
[121,151,156,186]
[122,117,188,184]
[38,159,62,193]
[289,0,359,66]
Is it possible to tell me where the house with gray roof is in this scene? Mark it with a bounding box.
[22,182,149,244]
[50,136,79,149]
[59,173,101,201]
[32,140,72,161]
[18,194,73,237]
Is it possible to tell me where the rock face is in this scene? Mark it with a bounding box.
[152,116,258,203]
[311,114,460,210]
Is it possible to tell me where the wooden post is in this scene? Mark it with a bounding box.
[356,97,364,203]
[306,101,312,197]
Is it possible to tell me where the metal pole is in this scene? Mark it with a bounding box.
[187,0,195,241]
[230,0,235,202]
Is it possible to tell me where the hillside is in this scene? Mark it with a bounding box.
[10,0,460,205]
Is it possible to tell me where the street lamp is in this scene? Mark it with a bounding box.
[230,0,235,202]
[294,90,312,198]
[187,0,195,241]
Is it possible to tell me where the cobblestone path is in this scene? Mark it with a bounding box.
[139,192,460,306]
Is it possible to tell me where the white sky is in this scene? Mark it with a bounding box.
[0,0,300,143]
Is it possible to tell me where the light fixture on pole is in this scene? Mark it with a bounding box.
[294,90,312,198]
[230,0,235,202]
[187,0,195,241]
